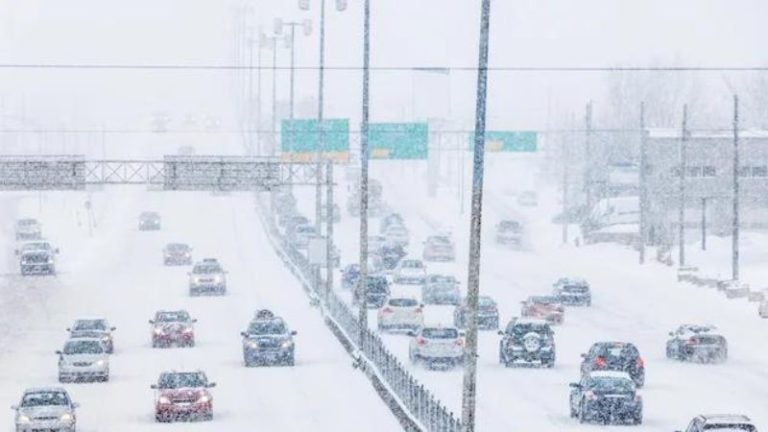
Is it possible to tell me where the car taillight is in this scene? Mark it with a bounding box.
[636,357,644,368]
[414,307,423,313]
[634,394,642,403]
[382,307,393,313]
[594,356,607,369]
[417,337,428,346]
[455,338,464,347]
[684,338,696,345]
[585,390,597,401]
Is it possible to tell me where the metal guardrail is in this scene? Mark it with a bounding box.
[256,197,462,432]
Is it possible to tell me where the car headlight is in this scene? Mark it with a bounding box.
[102,336,111,341]
[60,413,73,422]
[96,359,106,367]
[183,327,194,334]
[248,341,258,349]
[158,396,171,405]
[281,340,294,349]
[17,415,30,424]
[47,258,54,264]
[197,395,211,404]
[154,328,164,335]
[213,275,222,283]
[193,276,202,283]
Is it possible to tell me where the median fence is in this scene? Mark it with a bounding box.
[255,195,462,432]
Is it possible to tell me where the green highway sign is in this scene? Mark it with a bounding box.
[281,119,350,163]
[369,123,429,160]
[470,131,537,152]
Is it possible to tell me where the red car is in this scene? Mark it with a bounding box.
[152,371,215,422]
[521,296,564,325]
[150,310,196,348]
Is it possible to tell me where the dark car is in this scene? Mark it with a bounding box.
[666,324,727,363]
[454,296,499,330]
[498,318,555,368]
[377,242,406,271]
[580,342,645,387]
[495,219,523,246]
[521,295,564,325]
[676,414,757,432]
[341,264,360,291]
[150,310,196,348]
[241,311,296,367]
[152,371,215,422]
[569,371,642,425]
[354,275,390,309]
[422,274,460,305]
[139,211,161,231]
[553,277,592,306]
[163,243,192,265]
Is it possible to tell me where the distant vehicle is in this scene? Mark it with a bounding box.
[152,371,215,422]
[289,224,317,250]
[12,387,79,432]
[279,214,308,232]
[377,297,424,332]
[498,318,555,368]
[666,324,727,363]
[367,235,388,254]
[18,242,58,276]
[377,241,406,270]
[580,342,645,387]
[517,190,538,207]
[394,259,427,285]
[582,196,639,245]
[454,295,499,330]
[188,259,227,296]
[341,264,361,291]
[760,299,768,318]
[569,371,642,425]
[163,243,192,266]
[553,278,592,306]
[320,203,341,223]
[422,235,455,262]
[408,326,464,369]
[67,318,116,354]
[521,296,564,325]
[139,211,162,231]
[495,220,523,246]
[379,213,404,232]
[353,275,390,309]
[422,274,461,305]
[382,224,410,247]
[150,310,196,348]
[15,218,42,241]
[57,338,109,382]
[719,280,750,299]
[241,311,296,366]
[676,414,757,432]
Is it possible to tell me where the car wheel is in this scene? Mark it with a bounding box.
[578,403,588,424]
[569,404,577,418]
[665,344,674,359]
[188,340,195,348]
[285,355,295,367]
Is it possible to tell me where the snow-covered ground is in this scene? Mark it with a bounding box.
[301,157,768,431]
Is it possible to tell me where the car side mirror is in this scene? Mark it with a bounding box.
[580,353,587,358]
[72,402,80,409]
[111,327,117,331]
[569,383,580,388]
[497,330,504,336]
[406,331,416,337]
[240,332,247,337]
[10,405,17,410]
[291,330,298,336]
[148,320,154,324]
[668,332,674,337]
[66,328,71,332]
[55,248,60,254]
[192,319,198,323]
[207,382,217,388]
[150,384,158,389]
[55,350,62,355]
[420,304,425,308]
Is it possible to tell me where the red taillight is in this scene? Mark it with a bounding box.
[594,356,607,369]
[382,307,393,313]
[636,357,644,368]
[585,390,597,401]
[684,338,696,346]
[455,338,464,347]
[414,307,423,313]
[417,337,428,346]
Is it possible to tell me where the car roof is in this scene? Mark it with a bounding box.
[421,325,459,332]
[701,414,753,424]
[588,371,633,380]
[512,318,550,326]
[388,297,418,303]
[74,317,107,323]
[24,387,68,394]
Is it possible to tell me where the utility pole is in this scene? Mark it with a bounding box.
[271,36,278,155]
[314,0,327,240]
[732,95,740,281]
[247,33,255,153]
[584,102,593,211]
[701,197,707,251]
[358,0,371,338]
[256,32,263,155]
[325,160,334,302]
[678,104,688,267]
[561,132,568,244]
[461,0,491,430]
[639,102,647,264]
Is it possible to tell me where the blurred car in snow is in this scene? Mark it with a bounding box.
[454,295,499,330]
[57,338,109,383]
[377,297,424,332]
[394,259,427,285]
[422,234,455,262]
[288,224,317,250]
[67,318,116,354]
[138,211,161,231]
[665,324,727,363]
[495,219,523,246]
[320,203,341,223]
[367,235,388,254]
[150,310,196,348]
[719,280,750,299]
[569,371,642,425]
[382,223,410,247]
[676,414,757,432]
[517,190,538,207]
[152,371,215,422]
[377,241,406,270]
[17,241,58,276]
[498,318,555,368]
[408,326,464,369]
[552,277,592,306]
[379,213,405,232]
[15,218,42,241]
[341,264,361,290]
[580,342,645,387]
[353,275,390,309]
[188,259,227,296]
[241,310,297,367]
[163,242,192,265]
[279,213,308,233]
[521,296,564,325]
[422,274,461,305]
[12,387,79,432]
[759,299,768,318]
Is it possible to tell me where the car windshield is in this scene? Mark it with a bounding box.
[703,426,756,431]
[297,226,315,234]
[588,377,635,392]
[530,296,559,304]
[430,275,455,284]
[366,277,388,292]
[158,372,208,389]
[389,298,418,307]
[18,219,37,226]
[22,242,50,252]
[21,392,69,407]
[508,323,549,337]
[73,320,106,331]
[141,212,159,219]
[166,243,188,251]
[595,343,639,359]
[247,320,287,335]
[63,340,104,355]
[22,253,49,263]
[70,331,106,339]
[499,221,520,231]
[157,311,190,322]
[563,285,588,293]
[422,328,459,339]
[194,264,222,274]
[479,297,496,307]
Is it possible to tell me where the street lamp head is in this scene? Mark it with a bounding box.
[335,0,347,11]
[298,0,310,11]
[274,18,284,36]
[303,19,313,36]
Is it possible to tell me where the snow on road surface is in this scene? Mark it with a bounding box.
[0,188,400,431]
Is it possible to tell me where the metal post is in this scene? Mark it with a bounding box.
[314,0,326,238]
[678,104,688,267]
[461,0,491,429]
[358,0,371,337]
[584,102,593,210]
[256,34,263,155]
[289,24,297,120]
[325,160,334,301]
[701,197,707,251]
[271,37,278,156]
[732,95,740,280]
[639,102,647,263]
[561,132,568,244]
[247,37,254,152]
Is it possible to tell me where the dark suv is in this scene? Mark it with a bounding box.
[454,296,499,330]
[569,371,642,425]
[666,324,727,363]
[677,414,757,431]
[498,318,555,368]
[354,275,390,309]
[241,310,297,367]
[580,342,645,387]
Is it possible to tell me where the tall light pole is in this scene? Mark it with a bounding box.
[732,95,740,281]
[358,0,371,341]
[639,102,648,264]
[678,104,688,267]
[274,19,313,120]
[462,0,492,430]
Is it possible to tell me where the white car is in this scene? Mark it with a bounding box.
[408,326,464,368]
[367,235,387,253]
[289,224,317,249]
[189,259,227,295]
[68,318,116,353]
[382,224,410,246]
[57,338,110,383]
[394,259,426,285]
[13,387,78,432]
[720,280,749,299]
[15,218,42,241]
[377,297,424,331]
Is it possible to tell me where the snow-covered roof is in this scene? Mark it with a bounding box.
[701,414,753,424]
[648,128,768,140]
[23,387,68,394]
[588,371,633,381]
